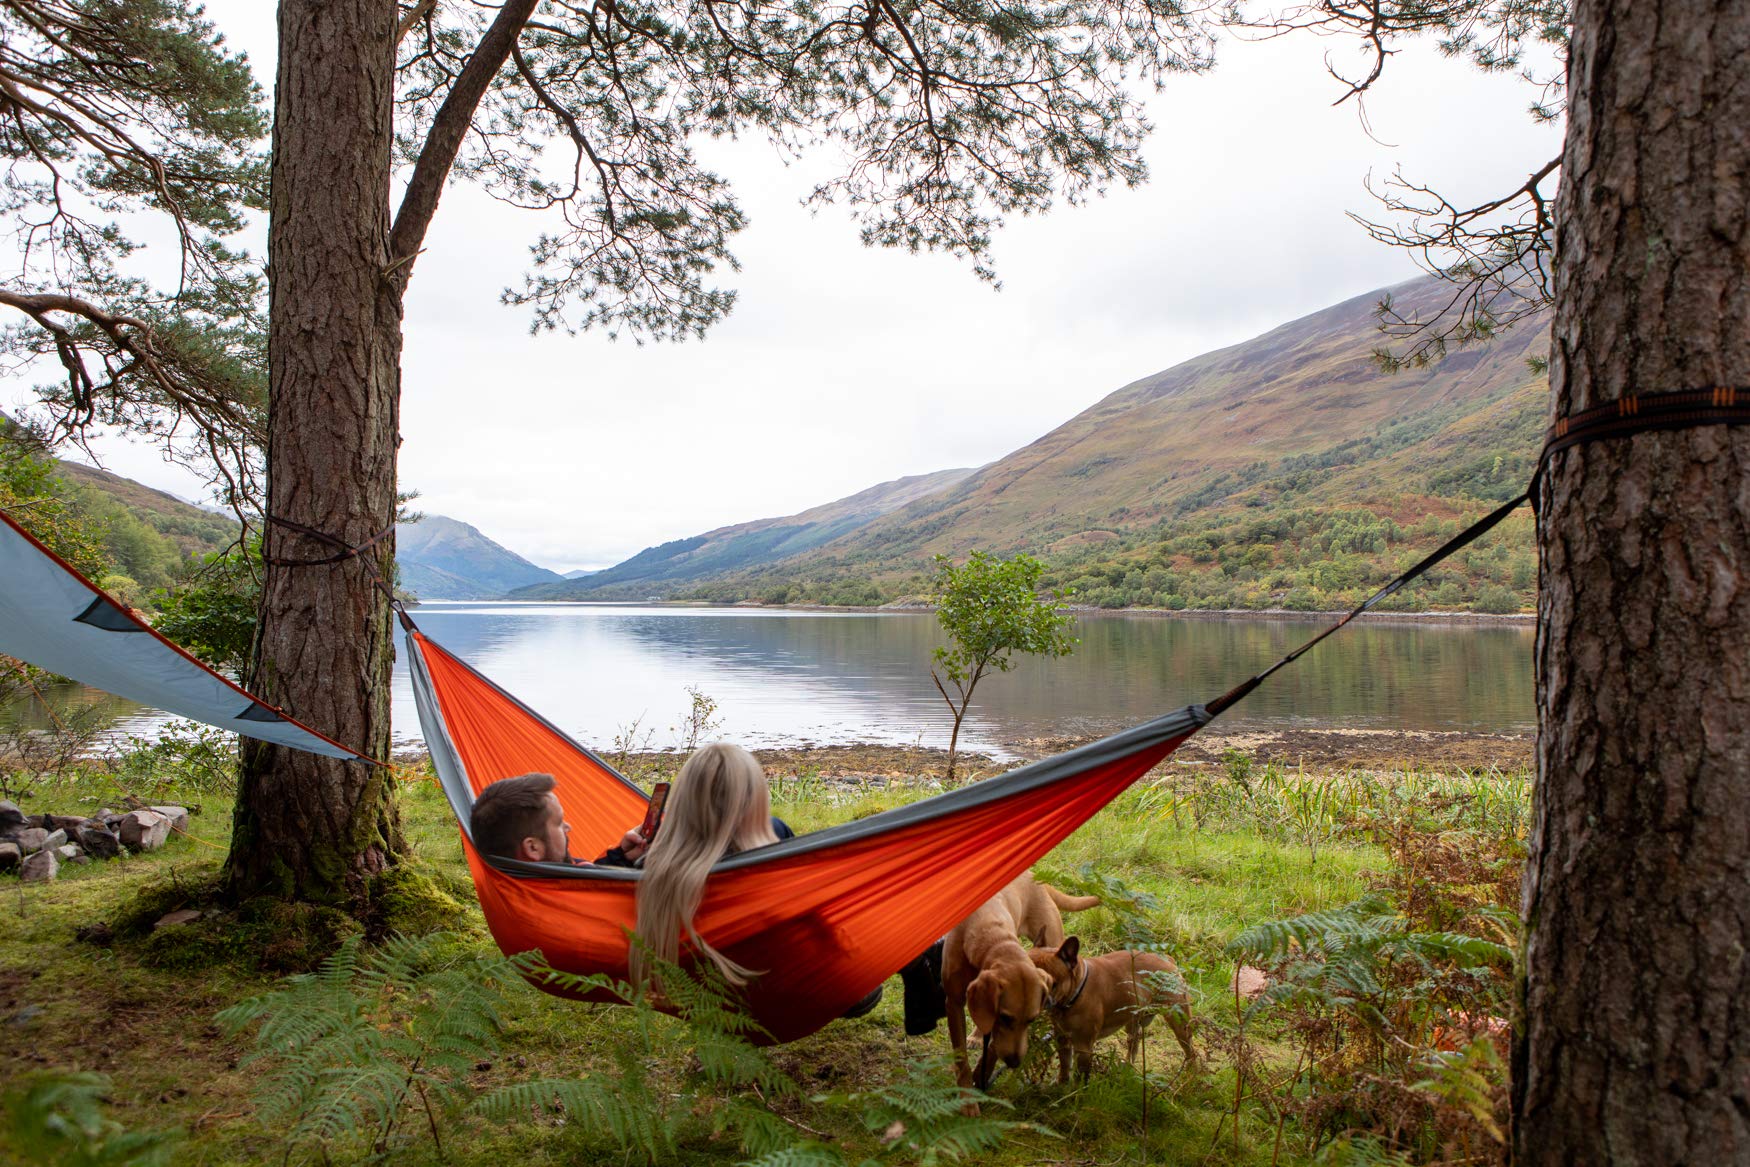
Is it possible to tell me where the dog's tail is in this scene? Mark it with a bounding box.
[1043,884,1101,913]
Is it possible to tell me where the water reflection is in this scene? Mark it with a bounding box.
[5,605,1535,758]
[388,604,1534,756]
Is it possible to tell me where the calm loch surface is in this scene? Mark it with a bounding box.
[16,605,1535,757]
[384,604,1533,755]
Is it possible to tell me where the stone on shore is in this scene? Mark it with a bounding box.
[74,825,123,860]
[21,849,58,882]
[148,806,190,835]
[118,810,171,852]
[10,827,49,853]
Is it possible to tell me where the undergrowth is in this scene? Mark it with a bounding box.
[0,741,1529,1166]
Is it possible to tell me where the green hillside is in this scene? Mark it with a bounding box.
[0,429,240,609]
[655,275,1550,613]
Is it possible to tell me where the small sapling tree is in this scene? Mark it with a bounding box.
[929,552,1076,784]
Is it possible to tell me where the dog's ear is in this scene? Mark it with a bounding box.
[1058,935,1080,968]
[967,972,1000,1037]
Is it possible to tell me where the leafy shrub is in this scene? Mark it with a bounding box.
[105,719,238,797]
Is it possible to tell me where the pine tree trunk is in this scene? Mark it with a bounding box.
[227,0,403,903]
[1514,0,1750,1159]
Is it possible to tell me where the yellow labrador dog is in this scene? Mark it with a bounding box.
[942,872,1100,1091]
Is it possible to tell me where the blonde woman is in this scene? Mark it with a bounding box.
[628,742,789,988]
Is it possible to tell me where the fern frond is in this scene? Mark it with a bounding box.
[738,1143,848,1167]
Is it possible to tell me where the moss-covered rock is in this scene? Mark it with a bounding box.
[365,861,474,939]
[238,897,365,972]
[108,863,226,938]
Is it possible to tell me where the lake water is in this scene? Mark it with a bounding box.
[12,605,1536,758]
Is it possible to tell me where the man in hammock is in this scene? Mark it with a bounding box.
[471,770,943,1029]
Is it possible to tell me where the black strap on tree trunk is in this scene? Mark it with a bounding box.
[1204,386,1750,720]
[264,513,397,567]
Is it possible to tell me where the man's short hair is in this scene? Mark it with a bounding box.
[471,773,557,857]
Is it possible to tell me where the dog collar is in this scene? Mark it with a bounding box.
[1052,964,1090,1012]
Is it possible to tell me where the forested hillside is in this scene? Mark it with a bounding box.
[0,428,238,608]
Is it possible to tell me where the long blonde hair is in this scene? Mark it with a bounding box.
[632,742,779,987]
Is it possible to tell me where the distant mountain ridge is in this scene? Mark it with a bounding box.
[511,466,976,600]
[397,515,562,600]
[524,273,1548,613]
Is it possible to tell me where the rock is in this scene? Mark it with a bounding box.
[148,805,190,835]
[0,841,18,871]
[154,909,203,929]
[118,810,170,852]
[10,827,48,854]
[75,922,114,946]
[43,814,88,833]
[0,800,24,828]
[73,825,122,860]
[1231,965,1269,1002]
[39,828,67,853]
[55,844,81,861]
[20,849,57,882]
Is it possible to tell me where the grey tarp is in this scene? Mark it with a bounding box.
[0,508,365,761]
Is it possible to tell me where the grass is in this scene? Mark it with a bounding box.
[0,744,1526,1166]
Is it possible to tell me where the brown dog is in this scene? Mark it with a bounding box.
[1030,937,1197,1082]
[942,873,1100,1091]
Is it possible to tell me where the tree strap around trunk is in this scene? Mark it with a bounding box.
[1204,386,1750,719]
[263,513,396,567]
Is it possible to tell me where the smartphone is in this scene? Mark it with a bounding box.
[638,782,670,844]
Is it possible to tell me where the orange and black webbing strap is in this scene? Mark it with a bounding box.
[1202,386,1750,721]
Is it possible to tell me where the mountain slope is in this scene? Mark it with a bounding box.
[647,274,1548,612]
[808,276,1546,567]
[397,515,562,600]
[512,466,976,600]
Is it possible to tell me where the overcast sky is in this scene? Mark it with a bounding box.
[23,6,1562,573]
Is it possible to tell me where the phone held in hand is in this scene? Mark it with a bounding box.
[639,782,670,844]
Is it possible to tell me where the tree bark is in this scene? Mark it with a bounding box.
[227,0,403,903]
[1515,0,1750,1160]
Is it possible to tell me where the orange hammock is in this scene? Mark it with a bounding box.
[406,624,1206,1042]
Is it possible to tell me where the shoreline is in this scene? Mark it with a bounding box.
[389,725,1535,778]
[420,597,1537,626]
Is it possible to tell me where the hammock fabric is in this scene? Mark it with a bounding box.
[408,624,1205,1041]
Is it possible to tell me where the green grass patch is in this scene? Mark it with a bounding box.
[1,752,1523,1166]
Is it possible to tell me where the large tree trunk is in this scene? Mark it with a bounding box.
[227,0,404,903]
[1514,0,1750,1159]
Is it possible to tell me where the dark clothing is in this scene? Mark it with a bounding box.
[900,937,948,1035]
[596,816,793,868]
